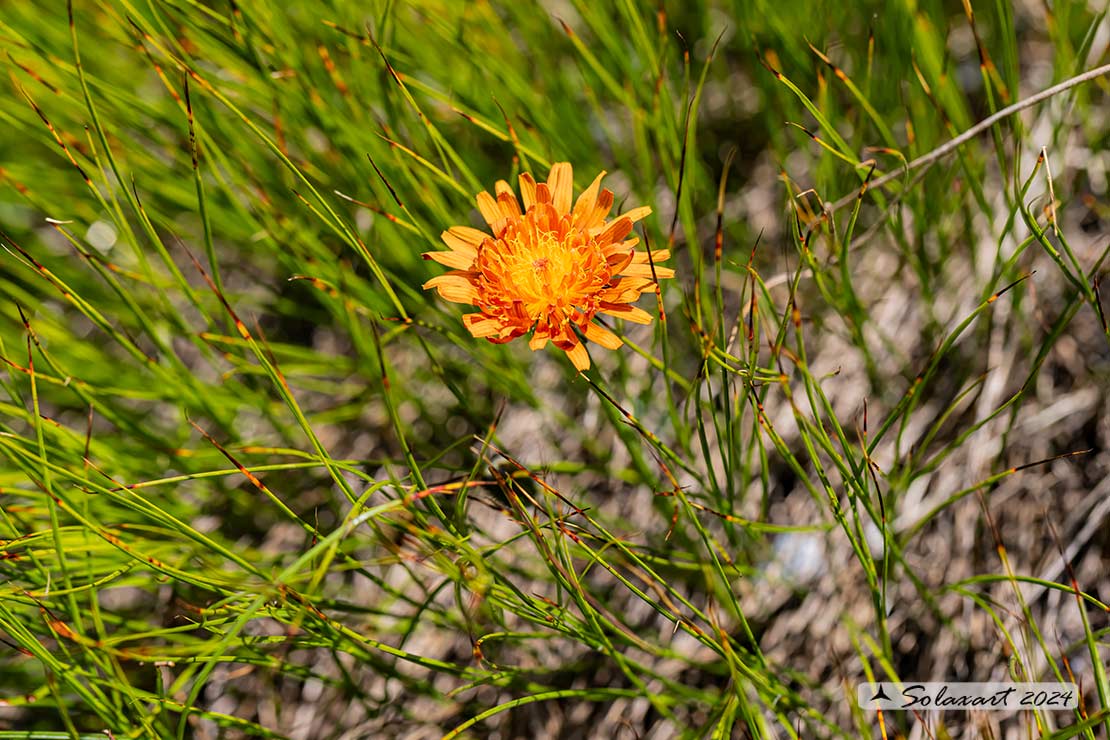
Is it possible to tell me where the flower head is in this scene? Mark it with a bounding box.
[422,162,672,370]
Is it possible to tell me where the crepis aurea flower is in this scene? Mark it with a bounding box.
[422,162,673,370]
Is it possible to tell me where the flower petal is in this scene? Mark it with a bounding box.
[476,191,501,226]
[599,277,654,302]
[599,302,653,324]
[584,321,622,350]
[595,215,633,246]
[564,341,590,370]
[606,236,639,252]
[441,226,488,253]
[519,172,537,209]
[423,273,481,304]
[547,162,573,216]
[529,331,549,350]
[606,249,635,275]
[621,264,675,278]
[572,170,606,224]
[462,313,503,338]
[534,182,551,204]
[497,190,521,219]
[630,249,670,263]
[533,202,558,231]
[423,250,474,269]
[621,205,652,223]
[582,189,614,230]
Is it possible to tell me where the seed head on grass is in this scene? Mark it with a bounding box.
[422,162,673,370]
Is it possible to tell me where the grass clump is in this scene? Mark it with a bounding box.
[0,1,1108,738]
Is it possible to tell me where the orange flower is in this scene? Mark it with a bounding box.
[422,162,672,370]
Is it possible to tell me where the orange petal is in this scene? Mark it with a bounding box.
[609,236,640,251]
[547,162,573,216]
[534,182,551,204]
[621,264,675,278]
[423,273,481,304]
[529,332,548,350]
[488,330,525,344]
[572,170,606,223]
[497,190,521,219]
[549,324,577,349]
[519,172,537,209]
[606,250,635,274]
[630,249,670,263]
[602,237,641,256]
[582,189,614,230]
[441,228,487,258]
[462,313,503,338]
[584,322,622,350]
[476,191,501,226]
[565,341,590,370]
[621,205,652,223]
[423,250,474,269]
[533,202,558,231]
[599,303,653,324]
[595,216,633,245]
[600,278,655,302]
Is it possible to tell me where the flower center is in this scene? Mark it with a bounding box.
[475,207,610,325]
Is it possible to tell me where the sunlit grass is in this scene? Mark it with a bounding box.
[1,1,1108,738]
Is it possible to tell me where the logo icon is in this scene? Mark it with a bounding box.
[869,685,892,703]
